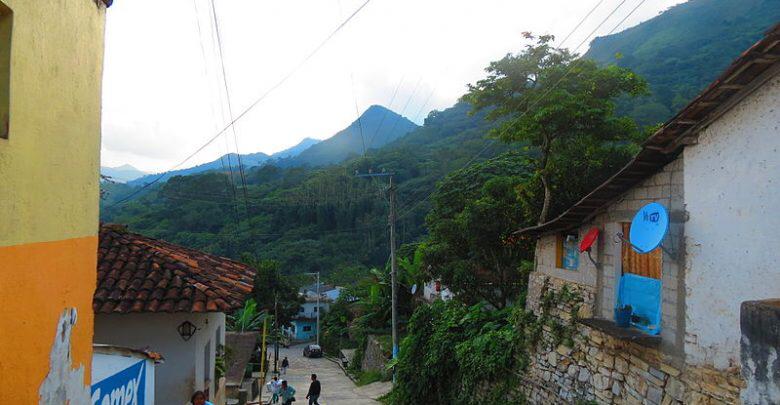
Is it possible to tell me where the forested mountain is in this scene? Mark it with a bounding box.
[128,151,272,186]
[586,0,780,125]
[100,164,146,183]
[275,105,418,168]
[101,102,499,277]
[102,0,777,280]
[126,105,412,186]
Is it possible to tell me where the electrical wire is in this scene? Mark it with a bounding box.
[109,0,375,207]
[209,0,252,217]
[395,0,633,222]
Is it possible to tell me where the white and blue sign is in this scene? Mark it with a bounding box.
[91,359,146,405]
[629,202,669,253]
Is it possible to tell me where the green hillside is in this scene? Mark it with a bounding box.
[586,0,780,125]
[101,102,503,276]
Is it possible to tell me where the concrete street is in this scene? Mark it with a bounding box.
[261,344,391,405]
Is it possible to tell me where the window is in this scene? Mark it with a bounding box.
[299,306,305,313]
[303,326,312,332]
[555,233,579,270]
[0,1,11,139]
[313,307,318,313]
[621,223,662,279]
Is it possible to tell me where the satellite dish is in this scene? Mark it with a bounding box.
[629,202,669,253]
[579,227,600,253]
[411,284,418,294]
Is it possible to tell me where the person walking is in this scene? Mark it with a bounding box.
[279,380,296,405]
[306,374,321,405]
[281,356,290,375]
[266,376,281,404]
[190,391,214,405]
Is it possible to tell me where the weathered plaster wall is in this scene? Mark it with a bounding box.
[94,312,225,405]
[740,300,780,404]
[683,75,780,369]
[0,0,104,246]
[0,0,106,403]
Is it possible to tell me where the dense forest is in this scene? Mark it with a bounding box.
[586,0,780,125]
[102,102,502,279]
[102,0,779,283]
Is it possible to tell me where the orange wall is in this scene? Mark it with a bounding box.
[0,236,98,403]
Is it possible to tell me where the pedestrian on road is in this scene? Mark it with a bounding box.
[190,391,214,405]
[267,375,281,404]
[306,373,321,405]
[281,356,290,375]
[279,380,296,405]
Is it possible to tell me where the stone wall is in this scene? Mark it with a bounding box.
[361,334,390,373]
[521,272,744,404]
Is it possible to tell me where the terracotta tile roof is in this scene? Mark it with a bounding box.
[95,224,256,314]
[517,23,780,236]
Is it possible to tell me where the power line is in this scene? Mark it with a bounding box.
[193,0,243,232]
[384,77,422,139]
[395,0,633,221]
[364,76,404,152]
[209,0,252,217]
[110,0,375,207]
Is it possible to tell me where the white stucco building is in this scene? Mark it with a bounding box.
[517,25,780,404]
[93,225,256,405]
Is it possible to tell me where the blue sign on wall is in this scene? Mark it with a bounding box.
[563,237,579,270]
[91,359,146,405]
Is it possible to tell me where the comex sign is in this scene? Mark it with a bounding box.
[91,359,146,405]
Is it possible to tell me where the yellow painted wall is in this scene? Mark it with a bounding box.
[0,0,106,402]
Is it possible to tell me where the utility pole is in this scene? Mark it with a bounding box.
[356,171,399,365]
[273,293,279,375]
[316,271,321,347]
[305,271,322,346]
[388,176,399,362]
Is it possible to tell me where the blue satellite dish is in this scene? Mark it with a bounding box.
[629,202,669,253]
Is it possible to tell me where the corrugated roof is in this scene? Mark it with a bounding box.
[517,23,780,236]
[94,224,256,314]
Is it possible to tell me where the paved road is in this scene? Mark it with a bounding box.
[261,344,390,405]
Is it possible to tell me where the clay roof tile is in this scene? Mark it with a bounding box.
[95,224,257,314]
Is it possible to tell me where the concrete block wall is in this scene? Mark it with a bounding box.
[535,157,686,355]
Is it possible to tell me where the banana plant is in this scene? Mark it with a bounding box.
[227,298,269,332]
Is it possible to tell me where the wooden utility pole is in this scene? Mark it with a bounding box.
[356,171,399,380]
[388,176,399,362]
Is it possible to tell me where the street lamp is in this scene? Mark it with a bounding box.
[304,272,321,346]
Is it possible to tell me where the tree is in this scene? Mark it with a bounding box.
[421,152,534,309]
[463,34,647,224]
[245,255,303,327]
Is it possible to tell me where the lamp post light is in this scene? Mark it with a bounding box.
[304,272,321,346]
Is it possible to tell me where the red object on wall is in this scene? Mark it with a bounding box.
[579,227,600,252]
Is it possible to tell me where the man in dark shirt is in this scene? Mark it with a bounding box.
[306,374,321,405]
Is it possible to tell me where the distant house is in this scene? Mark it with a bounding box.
[93,224,256,405]
[284,284,343,342]
[517,24,780,404]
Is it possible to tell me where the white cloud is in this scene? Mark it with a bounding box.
[101,0,686,172]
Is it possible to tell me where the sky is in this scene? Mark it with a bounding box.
[101,0,686,173]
